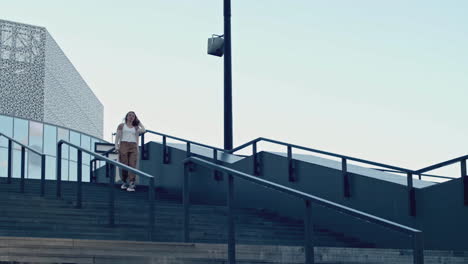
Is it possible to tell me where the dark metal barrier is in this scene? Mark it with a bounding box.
[183,157,424,264]
[0,133,46,196]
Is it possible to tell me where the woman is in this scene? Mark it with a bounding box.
[114,111,146,192]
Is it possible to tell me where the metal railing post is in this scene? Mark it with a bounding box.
[162,136,170,164]
[213,149,223,181]
[148,177,155,241]
[461,159,467,205]
[407,172,416,216]
[89,160,94,183]
[40,155,46,197]
[7,140,12,184]
[76,150,82,209]
[253,141,260,176]
[186,142,191,158]
[108,164,115,226]
[304,199,315,264]
[20,146,25,193]
[227,173,236,264]
[140,133,147,160]
[183,162,190,242]
[342,158,350,198]
[413,231,424,264]
[287,146,296,182]
[213,149,218,179]
[56,142,62,198]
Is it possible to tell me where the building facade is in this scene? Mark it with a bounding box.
[0,19,104,181]
[0,19,103,138]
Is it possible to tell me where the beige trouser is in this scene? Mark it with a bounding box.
[119,141,138,182]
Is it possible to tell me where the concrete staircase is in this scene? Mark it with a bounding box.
[1,179,468,263]
[0,178,371,247]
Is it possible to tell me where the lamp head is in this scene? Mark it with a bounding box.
[207,35,224,57]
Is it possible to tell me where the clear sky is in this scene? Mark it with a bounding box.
[2,0,467,174]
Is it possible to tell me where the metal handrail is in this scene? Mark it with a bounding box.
[141,130,412,172]
[113,130,226,162]
[140,129,466,179]
[227,137,418,215]
[58,141,154,180]
[98,146,116,156]
[144,129,225,151]
[135,128,462,215]
[416,155,468,174]
[373,169,454,180]
[90,147,116,182]
[56,140,156,240]
[140,129,413,174]
[0,133,42,156]
[113,130,225,152]
[183,157,424,264]
[0,133,46,196]
[230,137,413,173]
[414,155,468,205]
[90,147,116,163]
[140,130,227,164]
[134,130,420,214]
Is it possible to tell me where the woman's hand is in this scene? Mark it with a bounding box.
[137,122,146,134]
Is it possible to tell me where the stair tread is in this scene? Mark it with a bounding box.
[0,179,373,248]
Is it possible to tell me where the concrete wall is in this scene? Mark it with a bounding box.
[416,178,468,250]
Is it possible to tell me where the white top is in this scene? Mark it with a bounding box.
[114,122,146,150]
[121,124,137,143]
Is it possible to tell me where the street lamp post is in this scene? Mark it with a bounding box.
[223,0,233,150]
[208,1,233,150]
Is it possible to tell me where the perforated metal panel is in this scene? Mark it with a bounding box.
[0,19,103,138]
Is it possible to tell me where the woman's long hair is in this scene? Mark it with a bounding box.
[124,111,140,126]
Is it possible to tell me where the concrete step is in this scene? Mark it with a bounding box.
[0,208,307,232]
[0,179,372,248]
[0,214,359,247]
[0,236,466,264]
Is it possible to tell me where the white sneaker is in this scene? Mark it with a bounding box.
[127,182,136,192]
[121,182,129,190]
